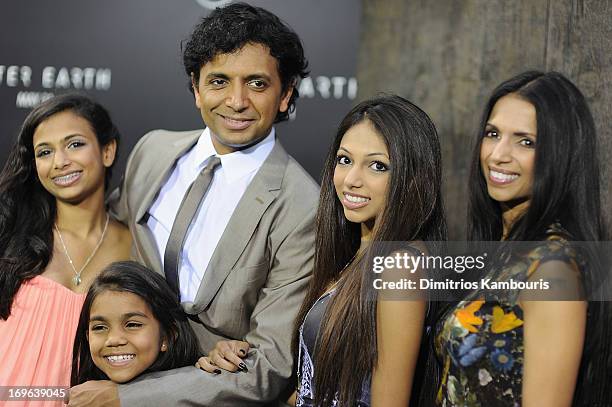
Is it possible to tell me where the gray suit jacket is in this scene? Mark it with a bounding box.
[108,129,318,406]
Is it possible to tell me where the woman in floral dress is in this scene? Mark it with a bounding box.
[434,71,610,406]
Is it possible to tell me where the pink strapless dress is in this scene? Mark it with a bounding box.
[0,275,86,406]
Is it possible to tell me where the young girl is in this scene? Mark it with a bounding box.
[199,95,448,406]
[434,71,610,406]
[71,261,202,385]
[0,94,131,402]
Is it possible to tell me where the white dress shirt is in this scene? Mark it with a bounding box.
[147,128,275,302]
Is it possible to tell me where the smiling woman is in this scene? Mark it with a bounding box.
[0,94,131,400]
[480,94,536,211]
[292,95,447,406]
[434,71,611,407]
[333,119,390,238]
[32,110,113,206]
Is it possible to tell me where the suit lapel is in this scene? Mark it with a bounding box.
[134,132,201,224]
[133,223,163,275]
[190,141,290,310]
[132,131,202,275]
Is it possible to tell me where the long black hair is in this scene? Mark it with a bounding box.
[468,71,604,242]
[294,95,447,406]
[0,93,120,320]
[468,71,610,405]
[71,261,202,385]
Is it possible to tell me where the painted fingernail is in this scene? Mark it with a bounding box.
[214,369,222,374]
[239,363,248,372]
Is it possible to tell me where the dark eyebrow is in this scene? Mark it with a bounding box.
[245,73,272,82]
[205,72,230,81]
[89,312,149,324]
[34,134,83,150]
[485,123,535,137]
[205,73,272,83]
[338,147,388,158]
[122,312,149,319]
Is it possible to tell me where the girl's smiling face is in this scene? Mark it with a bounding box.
[32,110,116,205]
[333,119,390,235]
[88,291,167,383]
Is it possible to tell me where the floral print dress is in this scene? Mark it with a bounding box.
[434,230,583,406]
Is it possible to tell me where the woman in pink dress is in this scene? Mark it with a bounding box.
[0,94,131,406]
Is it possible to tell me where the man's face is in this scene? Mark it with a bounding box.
[193,43,293,155]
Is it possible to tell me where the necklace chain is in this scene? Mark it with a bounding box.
[54,214,110,286]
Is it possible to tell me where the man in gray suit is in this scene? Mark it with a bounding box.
[69,3,318,406]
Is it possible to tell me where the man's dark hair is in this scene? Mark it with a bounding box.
[182,2,309,122]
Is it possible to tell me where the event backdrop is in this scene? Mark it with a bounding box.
[0,0,361,184]
[357,0,612,238]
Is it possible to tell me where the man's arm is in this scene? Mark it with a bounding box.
[116,207,315,406]
[106,131,153,224]
[106,175,129,225]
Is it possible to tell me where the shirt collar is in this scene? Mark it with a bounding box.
[192,127,276,183]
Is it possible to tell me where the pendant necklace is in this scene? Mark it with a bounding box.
[54,214,110,286]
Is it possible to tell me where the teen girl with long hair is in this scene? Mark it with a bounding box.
[0,94,131,397]
[285,94,445,406]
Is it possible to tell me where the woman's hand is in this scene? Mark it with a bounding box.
[195,340,250,373]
